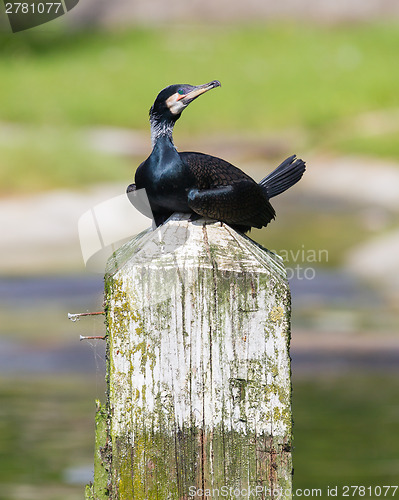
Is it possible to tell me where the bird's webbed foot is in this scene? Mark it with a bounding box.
[188,212,202,223]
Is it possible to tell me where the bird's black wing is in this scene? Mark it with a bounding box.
[179,152,275,230]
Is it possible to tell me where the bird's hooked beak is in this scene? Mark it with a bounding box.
[176,80,221,106]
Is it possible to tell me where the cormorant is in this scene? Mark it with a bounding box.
[127,80,305,233]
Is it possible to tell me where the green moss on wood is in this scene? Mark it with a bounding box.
[85,401,110,499]
[92,219,293,499]
[93,400,109,499]
[84,484,95,500]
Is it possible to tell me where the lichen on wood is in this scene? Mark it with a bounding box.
[85,401,109,499]
[93,214,292,499]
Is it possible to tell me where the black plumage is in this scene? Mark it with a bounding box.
[127,80,306,232]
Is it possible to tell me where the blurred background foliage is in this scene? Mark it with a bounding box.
[0,3,399,498]
[1,23,399,192]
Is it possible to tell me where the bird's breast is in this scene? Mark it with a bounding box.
[135,157,194,212]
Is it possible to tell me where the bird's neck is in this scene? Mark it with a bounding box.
[150,115,176,147]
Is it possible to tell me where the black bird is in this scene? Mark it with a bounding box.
[127,80,305,233]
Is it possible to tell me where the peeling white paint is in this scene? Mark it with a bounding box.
[107,214,291,445]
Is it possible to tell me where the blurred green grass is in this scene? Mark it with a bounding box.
[337,130,399,160]
[0,22,399,193]
[0,125,132,193]
[0,23,398,130]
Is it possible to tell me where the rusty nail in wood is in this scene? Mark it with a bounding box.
[79,335,106,341]
[68,311,104,322]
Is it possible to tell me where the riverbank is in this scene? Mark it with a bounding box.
[2,153,399,297]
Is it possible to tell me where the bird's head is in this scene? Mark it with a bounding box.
[150,80,221,123]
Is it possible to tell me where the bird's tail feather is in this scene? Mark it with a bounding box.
[259,155,306,199]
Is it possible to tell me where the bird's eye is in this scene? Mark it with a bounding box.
[177,89,185,95]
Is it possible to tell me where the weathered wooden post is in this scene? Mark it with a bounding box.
[86,213,292,499]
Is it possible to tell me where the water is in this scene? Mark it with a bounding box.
[0,273,106,375]
[0,270,394,376]
[0,271,397,498]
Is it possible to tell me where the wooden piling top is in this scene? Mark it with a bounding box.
[89,214,293,499]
